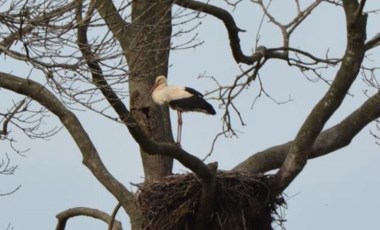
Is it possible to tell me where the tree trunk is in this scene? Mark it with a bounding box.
[126,0,174,182]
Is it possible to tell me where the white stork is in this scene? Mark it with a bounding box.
[151,75,216,144]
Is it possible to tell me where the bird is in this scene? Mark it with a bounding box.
[151,75,216,145]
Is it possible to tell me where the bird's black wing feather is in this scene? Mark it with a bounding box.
[169,95,216,115]
[184,87,203,98]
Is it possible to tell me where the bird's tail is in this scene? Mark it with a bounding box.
[198,98,216,115]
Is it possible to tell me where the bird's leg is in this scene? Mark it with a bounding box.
[176,111,183,145]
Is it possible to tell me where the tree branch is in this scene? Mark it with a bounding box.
[354,0,366,22]
[234,89,380,173]
[91,0,131,53]
[0,185,21,196]
[88,2,217,228]
[0,72,139,226]
[0,99,26,137]
[56,207,122,230]
[175,0,326,66]
[365,32,380,51]
[121,108,216,229]
[267,46,341,65]
[108,203,122,230]
[75,1,130,127]
[0,1,77,55]
[174,0,264,64]
[76,1,212,181]
[270,0,367,195]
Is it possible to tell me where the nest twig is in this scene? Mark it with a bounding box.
[137,172,286,230]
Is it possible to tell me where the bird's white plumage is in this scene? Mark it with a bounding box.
[152,85,192,104]
[151,76,193,105]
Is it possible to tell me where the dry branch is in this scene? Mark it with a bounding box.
[271,0,367,195]
[93,1,218,228]
[175,0,263,65]
[234,89,380,174]
[56,207,122,230]
[0,72,138,223]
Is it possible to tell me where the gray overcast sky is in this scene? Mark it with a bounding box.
[1,1,380,229]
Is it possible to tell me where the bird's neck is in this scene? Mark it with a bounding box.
[156,83,167,90]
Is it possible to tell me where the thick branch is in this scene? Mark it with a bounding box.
[85,3,216,228]
[175,0,263,64]
[75,2,130,128]
[56,207,122,230]
[77,2,211,182]
[234,89,380,173]
[354,0,366,21]
[271,0,367,195]
[76,33,215,228]
[74,5,144,225]
[0,72,138,224]
[365,32,380,51]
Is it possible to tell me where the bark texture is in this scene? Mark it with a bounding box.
[128,0,174,182]
[95,0,174,182]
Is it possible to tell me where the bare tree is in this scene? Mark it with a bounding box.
[0,0,379,229]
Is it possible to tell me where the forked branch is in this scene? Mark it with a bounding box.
[234,89,380,173]
[175,0,264,64]
[271,0,367,196]
[0,72,138,227]
[91,1,217,227]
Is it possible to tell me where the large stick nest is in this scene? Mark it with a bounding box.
[137,172,286,230]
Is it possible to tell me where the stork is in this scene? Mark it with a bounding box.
[151,75,216,144]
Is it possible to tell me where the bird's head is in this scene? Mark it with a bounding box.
[150,75,167,94]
